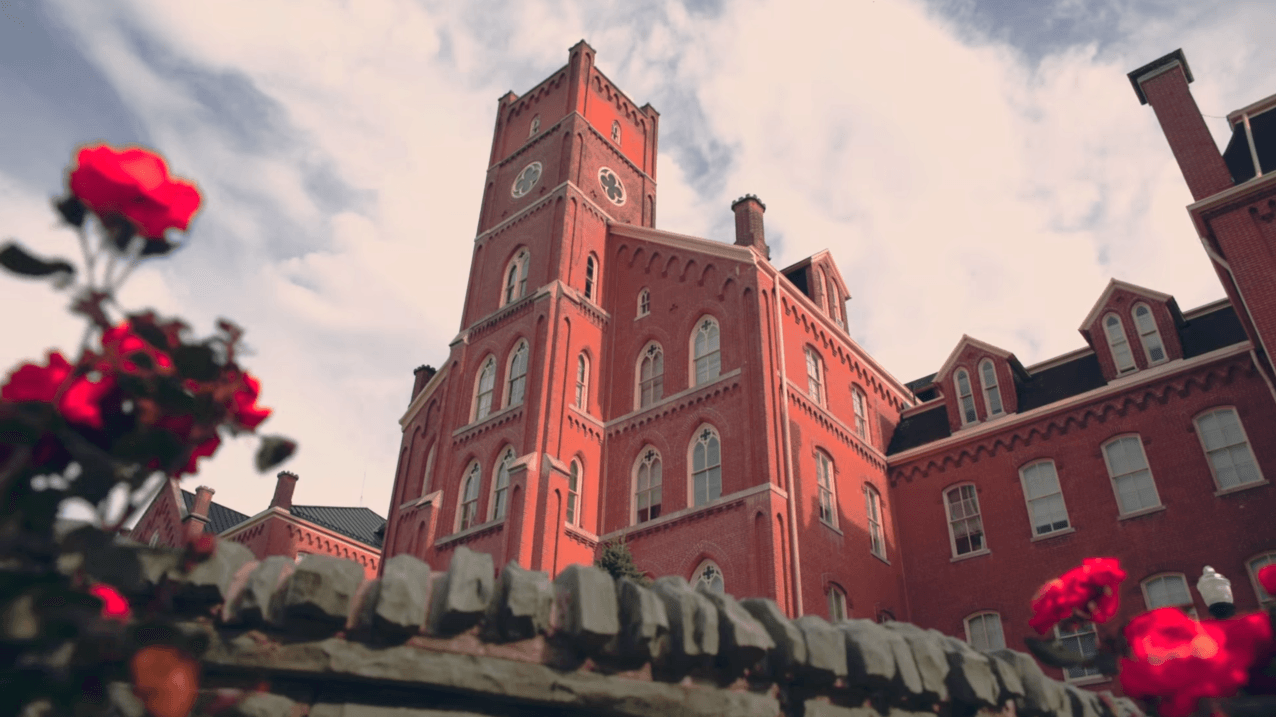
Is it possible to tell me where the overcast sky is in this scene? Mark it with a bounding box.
[2,0,1273,523]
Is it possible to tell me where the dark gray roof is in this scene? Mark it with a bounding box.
[1181,303,1249,358]
[290,505,386,549]
[1015,353,1108,413]
[886,405,952,455]
[181,490,251,535]
[905,373,937,392]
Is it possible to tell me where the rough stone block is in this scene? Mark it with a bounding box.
[227,556,293,626]
[615,577,669,665]
[282,554,365,634]
[794,614,849,684]
[484,562,552,642]
[882,622,950,703]
[697,589,775,675]
[1065,684,1104,717]
[650,576,719,675]
[740,597,806,680]
[427,545,494,636]
[553,564,620,652]
[368,554,430,640]
[802,701,935,717]
[990,649,1071,717]
[985,650,1027,705]
[170,538,256,609]
[937,635,1000,708]
[838,620,903,692]
[220,692,297,717]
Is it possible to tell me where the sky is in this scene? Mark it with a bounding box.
[1,0,1273,524]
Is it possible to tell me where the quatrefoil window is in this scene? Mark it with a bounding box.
[598,167,625,206]
[511,161,543,199]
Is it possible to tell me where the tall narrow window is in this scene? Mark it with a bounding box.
[1104,314,1137,374]
[459,463,481,530]
[611,120,622,144]
[474,358,496,421]
[806,348,824,406]
[965,613,1006,651]
[584,255,598,301]
[693,560,724,594]
[815,451,836,527]
[503,250,529,305]
[575,354,589,410]
[491,449,514,521]
[832,287,845,329]
[945,484,985,557]
[955,369,978,425]
[865,484,885,559]
[637,288,650,317]
[422,443,437,496]
[1057,622,1102,681]
[691,427,723,506]
[1020,461,1070,536]
[1248,553,1276,603]
[1142,574,1196,616]
[852,388,868,439]
[828,586,848,622]
[1196,408,1263,491]
[635,449,662,523]
[816,271,827,313]
[1103,435,1161,514]
[693,317,721,385]
[506,341,528,407]
[567,459,582,526]
[979,359,1003,416]
[529,115,540,136]
[1133,304,1166,364]
[638,343,664,409]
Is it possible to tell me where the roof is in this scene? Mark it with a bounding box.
[181,491,251,535]
[886,405,951,455]
[1180,303,1249,358]
[1015,353,1107,413]
[290,505,386,549]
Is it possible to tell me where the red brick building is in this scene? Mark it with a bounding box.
[381,43,1276,689]
[131,470,386,579]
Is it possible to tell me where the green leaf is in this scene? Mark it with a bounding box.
[54,196,87,227]
[0,242,75,279]
[171,344,219,382]
[255,435,296,472]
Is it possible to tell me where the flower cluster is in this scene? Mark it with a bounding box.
[1028,557,1127,634]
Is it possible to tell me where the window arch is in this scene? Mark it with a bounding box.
[529,115,540,137]
[944,484,985,557]
[692,560,724,594]
[852,386,869,439]
[458,462,481,530]
[964,612,1005,651]
[692,316,721,385]
[634,448,662,523]
[690,426,723,507]
[1247,552,1276,603]
[815,450,836,527]
[1102,435,1161,514]
[567,459,582,527]
[584,255,598,301]
[611,120,622,144]
[503,250,530,305]
[1142,574,1196,616]
[636,342,664,409]
[978,359,1003,417]
[574,353,589,410]
[827,584,848,622]
[490,448,515,521]
[954,369,977,426]
[1104,313,1137,374]
[805,347,824,406]
[865,484,885,559]
[1132,303,1166,364]
[504,341,529,408]
[422,443,437,497]
[1019,460,1070,536]
[637,288,650,317]
[473,357,497,422]
[1195,407,1263,491]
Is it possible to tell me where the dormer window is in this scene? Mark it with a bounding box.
[1132,304,1167,365]
[1104,314,1137,374]
[979,359,1003,417]
[955,369,978,425]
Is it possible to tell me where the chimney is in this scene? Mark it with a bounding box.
[183,485,214,540]
[1128,49,1233,201]
[411,364,436,402]
[731,194,769,259]
[271,470,299,510]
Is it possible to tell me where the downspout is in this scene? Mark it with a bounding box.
[772,283,804,617]
[1199,236,1276,404]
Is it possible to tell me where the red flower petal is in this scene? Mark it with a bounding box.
[89,584,132,622]
[1,352,74,403]
[58,372,114,429]
[174,434,221,478]
[1259,565,1276,598]
[231,372,270,430]
[68,145,201,240]
[1028,557,1127,634]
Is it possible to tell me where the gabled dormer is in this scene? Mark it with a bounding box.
[933,336,1030,432]
[1078,280,1185,382]
[779,250,851,330]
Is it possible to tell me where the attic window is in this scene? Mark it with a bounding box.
[1223,102,1276,184]
[1104,314,1137,374]
[955,369,978,425]
[1132,304,1167,365]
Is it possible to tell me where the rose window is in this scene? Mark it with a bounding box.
[598,167,625,206]
[511,161,543,199]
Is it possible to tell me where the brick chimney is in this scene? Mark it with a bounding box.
[271,470,299,510]
[411,364,436,402]
[183,485,214,540]
[731,195,769,259]
[1128,49,1233,201]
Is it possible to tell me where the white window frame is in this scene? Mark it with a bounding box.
[505,340,529,408]
[978,358,1004,417]
[633,447,663,524]
[1102,435,1162,515]
[1055,621,1105,683]
[954,369,978,426]
[689,425,723,507]
[635,341,664,410]
[1194,407,1265,492]
[575,353,589,410]
[421,443,437,497]
[944,483,986,557]
[964,612,1006,651]
[865,484,885,559]
[816,270,828,314]
[1132,303,1167,365]
[828,585,848,622]
[691,316,722,386]
[637,288,650,317]
[1246,552,1276,604]
[458,462,481,531]
[692,559,724,594]
[815,450,837,528]
[611,120,622,144]
[852,387,869,439]
[1019,460,1071,537]
[584,255,598,302]
[567,459,582,527]
[1141,573,1197,617]
[489,448,515,521]
[1103,313,1137,374]
[806,347,825,406]
[503,249,530,306]
[473,357,497,422]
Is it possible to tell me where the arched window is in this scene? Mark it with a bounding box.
[816,270,827,313]
[805,347,824,406]
[574,353,589,410]
[827,585,848,622]
[979,359,1003,417]
[490,448,515,521]
[148,532,159,547]
[1102,435,1161,515]
[1019,460,1070,536]
[691,427,723,507]
[529,115,540,137]
[473,357,496,421]
[1056,621,1102,681]
[944,484,985,557]
[815,450,836,527]
[637,342,664,409]
[692,560,724,594]
[459,462,481,530]
[1248,552,1276,603]
[852,387,869,439]
[692,317,721,385]
[1104,313,1137,374]
[422,443,437,497]
[611,120,621,144]
[503,250,530,306]
[1142,574,1197,617]
[1132,303,1166,364]
[865,484,885,559]
[505,341,529,408]
[567,459,582,527]
[965,612,1006,651]
[954,369,977,425]
[637,288,650,317]
[634,448,662,523]
[584,255,598,301]
[1195,407,1263,491]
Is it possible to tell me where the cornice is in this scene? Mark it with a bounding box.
[785,380,888,473]
[609,223,757,264]
[599,482,787,542]
[434,518,505,549]
[451,404,525,445]
[566,405,604,444]
[605,369,743,436]
[1188,171,1276,219]
[220,506,383,553]
[474,182,567,244]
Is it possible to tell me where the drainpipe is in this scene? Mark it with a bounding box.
[1198,236,1276,404]
[772,282,804,617]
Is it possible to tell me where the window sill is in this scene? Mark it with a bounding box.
[564,522,599,544]
[1065,675,1111,687]
[820,519,843,536]
[1215,479,1269,497]
[951,548,991,563]
[1118,505,1166,521]
[871,551,890,565]
[453,403,522,437]
[1031,526,1076,542]
[435,517,505,548]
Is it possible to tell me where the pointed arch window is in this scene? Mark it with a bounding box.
[816,270,828,313]
[422,443,437,497]
[503,250,530,305]
[805,347,824,406]
[459,462,481,530]
[955,369,977,425]
[815,450,836,527]
[637,288,650,317]
[1132,304,1166,364]
[637,342,664,409]
[474,357,496,421]
[852,387,869,439]
[584,255,598,301]
[575,354,589,410]
[1102,435,1161,514]
[1104,313,1137,374]
[567,459,582,526]
[865,484,885,559]
[529,115,540,137]
[635,449,662,523]
[827,585,848,622]
[505,341,529,408]
[611,120,622,144]
[1020,460,1069,536]
[945,484,985,557]
[1195,407,1263,491]
[979,359,1003,416]
[693,560,724,594]
[693,317,721,385]
[691,427,723,507]
[490,449,514,521]
[965,612,1006,651]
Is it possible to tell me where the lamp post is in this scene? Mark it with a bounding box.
[1196,566,1236,618]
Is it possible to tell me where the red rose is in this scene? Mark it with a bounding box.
[1029,557,1127,634]
[1,352,113,429]
[1119,608,1273,717]
[153,414,221,477]
[229,371,270,430]
[180,434,221,478]
[101,321,175,375]
[130,645,199,717]
[69,145,200,240]
[89,584,132,623]
[1260,565,1276,599]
